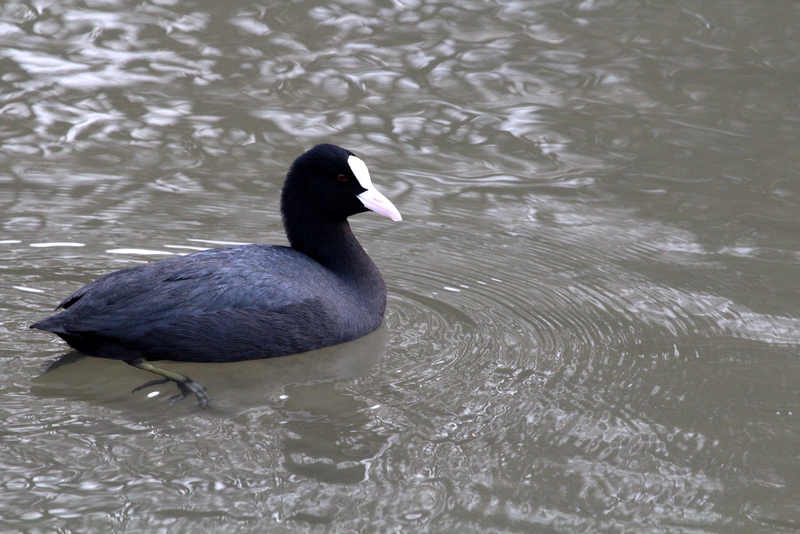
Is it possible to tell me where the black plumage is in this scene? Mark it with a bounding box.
[31,144,401,406]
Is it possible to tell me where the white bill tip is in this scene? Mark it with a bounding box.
[349,155,402,221]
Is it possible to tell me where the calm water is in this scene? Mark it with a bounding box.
[2,1,800,532]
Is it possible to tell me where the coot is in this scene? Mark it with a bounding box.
[31,144,402,408]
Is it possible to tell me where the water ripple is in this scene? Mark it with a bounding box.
[3,0,800,532]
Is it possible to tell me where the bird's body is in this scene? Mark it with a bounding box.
[31,144,401,406]
[32,243,384,363]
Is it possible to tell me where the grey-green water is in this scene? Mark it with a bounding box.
[2,1,800,532]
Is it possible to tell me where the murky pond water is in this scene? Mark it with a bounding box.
[3,1,800,532]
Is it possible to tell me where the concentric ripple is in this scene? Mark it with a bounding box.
[368,182,800,527]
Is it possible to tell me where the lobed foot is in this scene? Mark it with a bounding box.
[126,359,212,409]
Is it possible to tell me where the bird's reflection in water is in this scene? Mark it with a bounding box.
[31,323,388,416]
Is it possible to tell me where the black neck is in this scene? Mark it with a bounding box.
[284,212,381,282]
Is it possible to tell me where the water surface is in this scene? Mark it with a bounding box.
[2,1,800,532]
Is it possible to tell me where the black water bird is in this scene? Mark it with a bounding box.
[31,144,402,408]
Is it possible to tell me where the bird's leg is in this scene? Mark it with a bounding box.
[126,358,211,409]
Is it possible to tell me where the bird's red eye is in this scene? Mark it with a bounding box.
[337,174,348,182]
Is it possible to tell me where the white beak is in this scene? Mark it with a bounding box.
[349,155,402,221]
[357,188,402,221]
